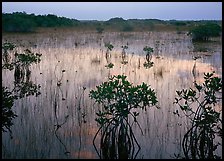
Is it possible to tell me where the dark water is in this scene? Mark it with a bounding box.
[2,31,222,159]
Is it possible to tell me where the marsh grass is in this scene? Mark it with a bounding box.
[2,30,222,159]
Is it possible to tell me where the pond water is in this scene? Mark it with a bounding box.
[2,31,222,159]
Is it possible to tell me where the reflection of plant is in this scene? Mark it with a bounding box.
[2,87,18,134]
[54,62,66,86]
[105,63,114,69]
[143,46,154,68]
[2,42,15,61]
[15,49,41,81]
[105,43,114,64]
[174,72,222,159]
[121,45,128,50]
[2,42,42,134]
[121,45,128,65]
[2,42,16,70]
[121,60,128,65]
[2,43,42,84]
[90,75,158,159]
[143,46,153,62]
[143,61,154,69]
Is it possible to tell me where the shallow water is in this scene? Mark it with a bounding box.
[2,31,222,159]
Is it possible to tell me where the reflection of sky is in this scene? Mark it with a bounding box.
[2,32,222,159]
[2,2,222,21]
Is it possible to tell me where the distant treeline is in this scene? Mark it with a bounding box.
[2,12,80,32]
[2,12,222,33]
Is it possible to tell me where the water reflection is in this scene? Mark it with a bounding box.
[93,120,141,159]
[2,43,42,139]
[2,31,222,159]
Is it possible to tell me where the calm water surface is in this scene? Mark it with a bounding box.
[2,31,222,159]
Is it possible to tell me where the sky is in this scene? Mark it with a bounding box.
[2,2,222,21]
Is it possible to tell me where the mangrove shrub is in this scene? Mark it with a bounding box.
[189,23,222,41]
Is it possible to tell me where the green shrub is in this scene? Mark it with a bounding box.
[96,26,104,33]
[174,72,222,159]
[189,23,222,41]
[122,24,134,32]
[90,75,158,158]
[2,12,80,32]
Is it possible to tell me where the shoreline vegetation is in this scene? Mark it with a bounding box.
[2,12,222,33]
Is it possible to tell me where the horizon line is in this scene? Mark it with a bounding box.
[2,11,222,21]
